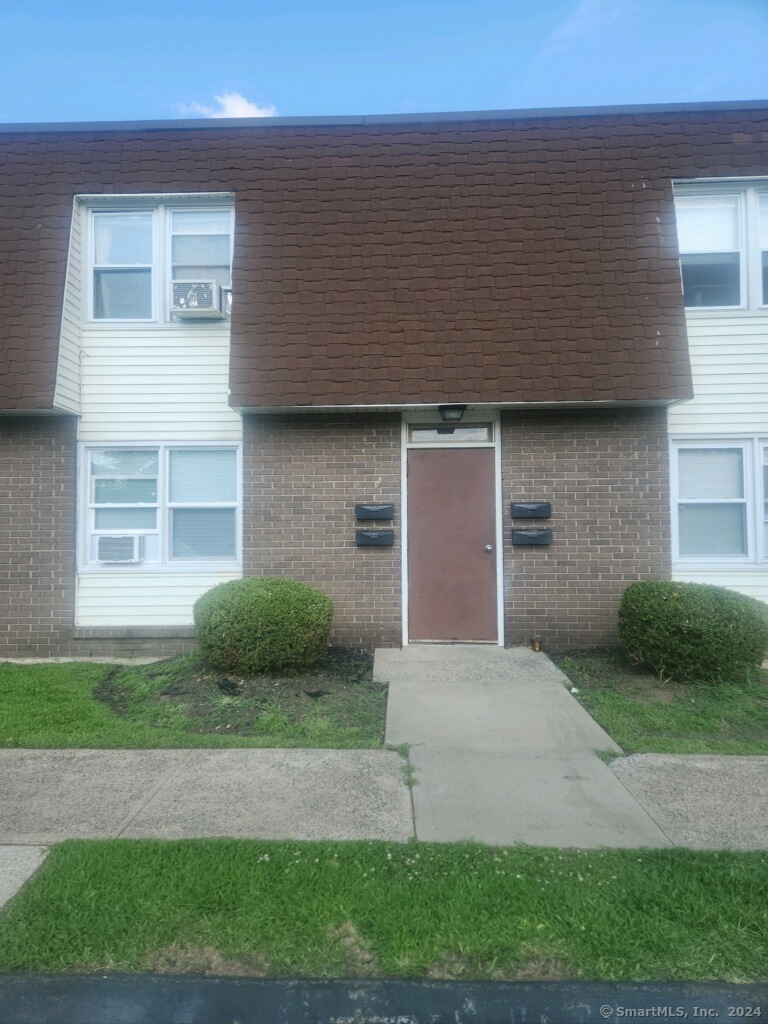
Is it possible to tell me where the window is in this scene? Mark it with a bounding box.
[675,446,748,558]
[87,202,233,322]
[93,212,154,319]
[674,184,768,310]
[83,445,239,566]
[670,439,768,564]
[170,210,232,288]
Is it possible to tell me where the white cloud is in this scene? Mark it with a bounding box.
[182,91,277,119]
[543,0,628,56]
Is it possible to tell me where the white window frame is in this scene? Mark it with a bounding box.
[78,441,242,571]
[674,181,768,314]
[83,197,234,325]
[90,209,156,322]
[670,437,768,567]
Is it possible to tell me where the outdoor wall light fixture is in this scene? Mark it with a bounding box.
[438,405,467,422]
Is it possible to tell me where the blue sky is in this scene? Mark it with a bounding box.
[1,0,767,124]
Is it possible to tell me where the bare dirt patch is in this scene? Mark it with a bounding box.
[513,956,572,981]
[144,944,270,976]
[326,922,380,976]
[426,953,573,982]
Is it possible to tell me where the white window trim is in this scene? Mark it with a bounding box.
[82,197,234,326]
[670,437,768,568]
[674,180,768,314]
[78,441,242,572]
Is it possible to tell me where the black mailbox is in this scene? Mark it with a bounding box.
[356,530,395,547]
[512,529,553,546]
[511,502,552,519]
[355,503,395,521]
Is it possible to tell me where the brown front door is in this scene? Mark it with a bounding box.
[407,447,498,642]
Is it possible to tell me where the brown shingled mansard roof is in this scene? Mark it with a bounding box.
[2,100,768,413]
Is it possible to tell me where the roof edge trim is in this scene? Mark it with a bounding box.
[2,99,768,135]
[232,399,678,415]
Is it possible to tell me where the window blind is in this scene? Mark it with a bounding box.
[676,195,740,252]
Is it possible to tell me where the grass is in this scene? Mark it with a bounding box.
[550,649,768,755]
[0,840,766,982]
[0,649,386,749]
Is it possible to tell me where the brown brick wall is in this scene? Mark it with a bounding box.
[0,416,78,654]
[244,413,402,647]
[501,408,671,649]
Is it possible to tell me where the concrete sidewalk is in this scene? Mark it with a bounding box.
[379,645,672,848]
[0,846,47,909]
[0,749,413,844]
[612,753,768,851]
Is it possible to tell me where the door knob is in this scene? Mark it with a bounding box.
[484,544,493,552]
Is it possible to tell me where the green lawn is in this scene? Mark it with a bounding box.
[0,840,765,981]
[550,649,768,755]
[0,652,385,749]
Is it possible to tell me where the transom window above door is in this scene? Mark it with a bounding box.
[408,424,494,444]
[85,199,234,323]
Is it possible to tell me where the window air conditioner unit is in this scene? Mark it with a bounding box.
[171,281,225,319]
[97,535,145,564]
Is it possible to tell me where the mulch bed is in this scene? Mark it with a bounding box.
[95,647,379,736]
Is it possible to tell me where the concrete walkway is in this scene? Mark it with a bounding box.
[379,645,672,848]
[0,749,413,844]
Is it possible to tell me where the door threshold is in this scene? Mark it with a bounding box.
[407,640,499,646]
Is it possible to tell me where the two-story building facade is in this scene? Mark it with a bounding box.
[1,101,766,658]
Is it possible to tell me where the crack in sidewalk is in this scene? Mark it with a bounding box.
[111,750,197,838]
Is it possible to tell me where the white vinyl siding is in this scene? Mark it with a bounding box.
[667,313,768,434]
[53,198,83,413]
[66,195,242,629]
[76,571,240,627]
[75,319,242,625]
[672,569,768,606]
[78,324,241,441]
[670,180,768,607]
[669,310,768,604]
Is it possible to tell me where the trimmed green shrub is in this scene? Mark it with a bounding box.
[618,580,768,684]
[194,576,334,675]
